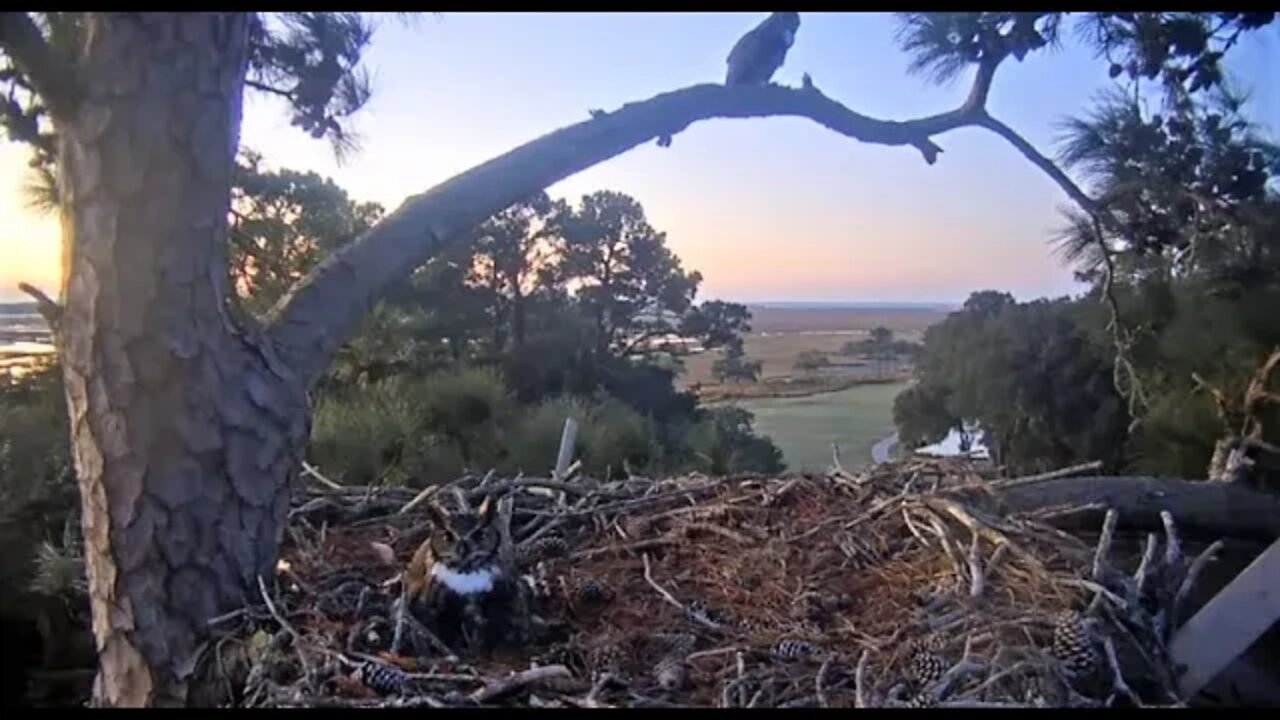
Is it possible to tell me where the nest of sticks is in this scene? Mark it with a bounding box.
[192,457,1220,708]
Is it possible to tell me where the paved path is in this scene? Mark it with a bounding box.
[871,432,899,464]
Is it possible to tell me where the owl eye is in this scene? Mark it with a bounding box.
[431,534,453,556]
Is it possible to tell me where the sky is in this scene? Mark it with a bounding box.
[1,12,1277,305]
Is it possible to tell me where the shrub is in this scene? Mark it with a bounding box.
[684,406,784,475]
[0,362,84,618]
[793,350,831,373]
[503,394,663,479]
[502,395,592,476]
[309,376,424,486]
[415,365,513,470]
[578,396,664,478]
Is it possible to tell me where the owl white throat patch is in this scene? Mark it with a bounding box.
[431,562,500,595]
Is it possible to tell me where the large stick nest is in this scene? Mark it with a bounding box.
[193,458,1219,708]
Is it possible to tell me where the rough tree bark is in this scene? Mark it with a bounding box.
[1,10,1224,708]
[51,14,309,706]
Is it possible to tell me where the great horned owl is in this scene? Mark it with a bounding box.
[725,12,801,86]
[404,495,533,652]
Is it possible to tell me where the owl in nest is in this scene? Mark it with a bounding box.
[404,495,533,653]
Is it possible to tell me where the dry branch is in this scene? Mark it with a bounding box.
[17,281,63,334]
[992,476,1280,542]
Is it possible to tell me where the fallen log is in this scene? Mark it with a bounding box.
[979,475,1280,543]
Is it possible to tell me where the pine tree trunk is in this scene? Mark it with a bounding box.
[56,14,309,707]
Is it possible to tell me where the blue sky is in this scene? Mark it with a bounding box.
[2,12,1277,304]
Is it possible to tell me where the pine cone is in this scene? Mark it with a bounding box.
[685,598,730,627]
[572,576,615,607]
[904,690,938,708]
[1051,611,1098,678]
[589,642,626,679]
[652,631,697,657]
[906,634,948,656]
[355,661,407,695]
[773,638,820,660]
[906,650,947,687]
[517,536,569,566]
[653,655,689,691]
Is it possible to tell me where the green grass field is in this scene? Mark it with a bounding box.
[723,381,907,472]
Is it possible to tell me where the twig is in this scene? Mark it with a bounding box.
[968,533,985,599]
[920,510,968,584]
[207,608,248,626]
[581,672,614,706]
[991,460,1104,490]
[680,521,753,544]
[255,574,314,680]
[471,665,573,704]
[901,507,933,547]
[736,651,747,707]
[687,645,739,662]
[390,584,409,655]
[1063,578,1127,610]
[1131,533,1159,607]
[855,649,871,708]
[301,461,345,491]
[985,542,1009,580]
[815,656,831,708]
[1092,508,1120,584]
[1026,501,1108,523]
[1101,636,1142,707]
[467,476,594,499]
[1171,539,1224,626]
[398,484,442,515]
[641,552,725,631]
[1160,510,1183,570]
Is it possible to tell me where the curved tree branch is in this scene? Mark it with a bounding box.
[268,60,1108,388]
[267,81,992,384]
[0,12,80,120]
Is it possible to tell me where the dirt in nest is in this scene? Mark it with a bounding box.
[196,459,1210,708]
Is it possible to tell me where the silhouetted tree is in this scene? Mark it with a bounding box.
[230,150,385,314]
[558,191,703,357]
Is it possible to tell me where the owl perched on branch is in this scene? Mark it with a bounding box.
[725,12,801,86]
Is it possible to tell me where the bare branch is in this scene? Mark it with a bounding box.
[972,113,1098,214]
[17,281,62,333]
[245,78,295,101]
[0,12,80,120]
